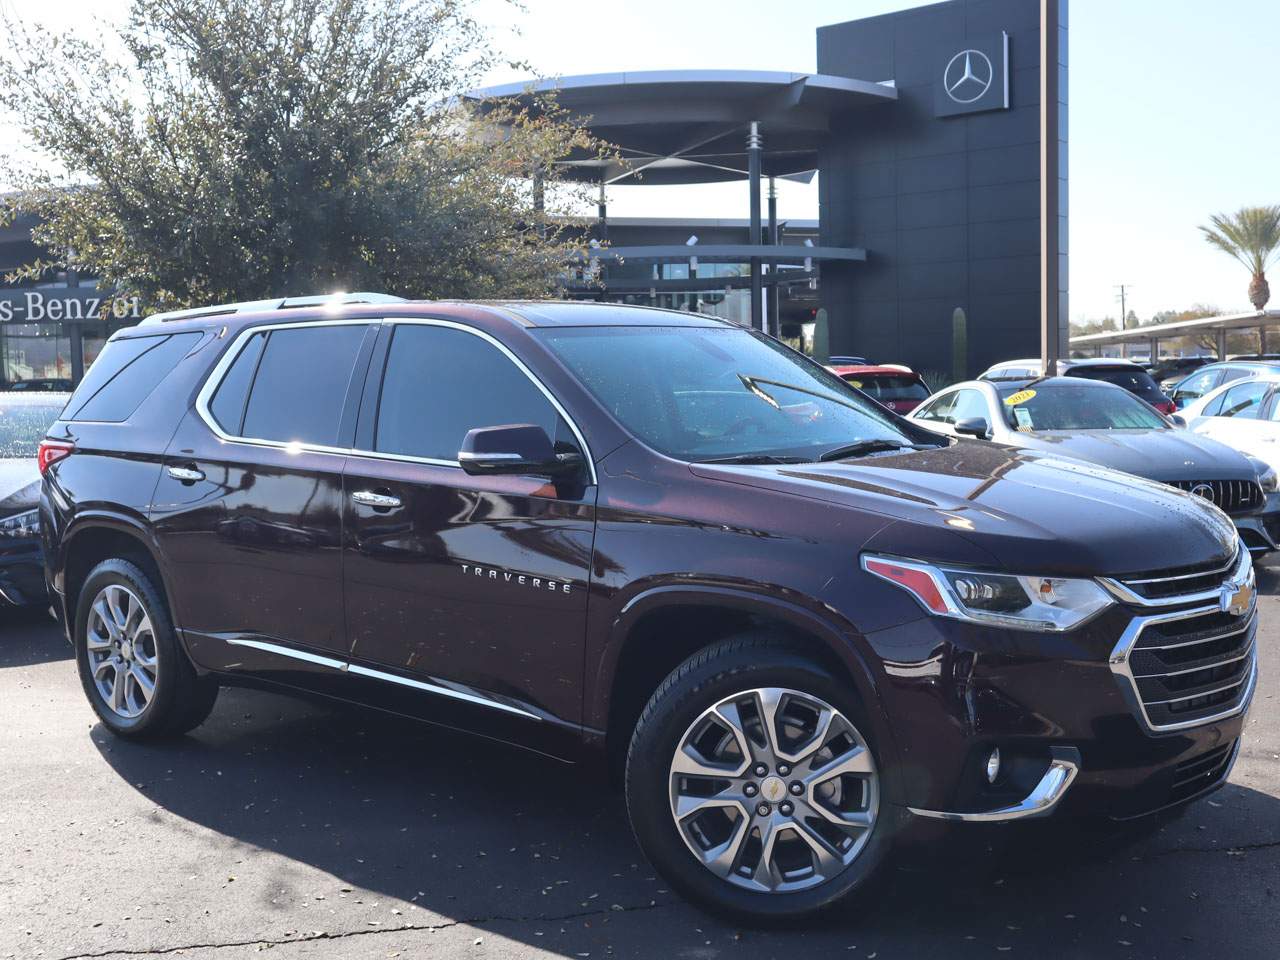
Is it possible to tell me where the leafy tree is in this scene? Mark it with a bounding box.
[0,0,607,310]
[1199,205,1280,311]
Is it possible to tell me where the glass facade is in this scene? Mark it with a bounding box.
[0,290,140,390]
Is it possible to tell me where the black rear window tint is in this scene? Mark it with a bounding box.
[240,325,367,446]
[209,332,266,434]
[69,333,202,422]
[1066,366,1164,400]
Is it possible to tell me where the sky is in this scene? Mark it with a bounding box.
[3,0,1279,325]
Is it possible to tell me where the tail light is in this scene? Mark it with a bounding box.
[37,439,74,475]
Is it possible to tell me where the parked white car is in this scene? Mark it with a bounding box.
[1179,373,1280,475]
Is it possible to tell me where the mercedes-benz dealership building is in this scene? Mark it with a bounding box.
[0,0,1065,387]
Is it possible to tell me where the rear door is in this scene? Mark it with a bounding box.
[340,320,597,749]
[151,320,376,679]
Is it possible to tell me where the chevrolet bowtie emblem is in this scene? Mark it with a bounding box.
[1220,579,1254,617]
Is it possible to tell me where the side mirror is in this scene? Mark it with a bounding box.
[954,416,991,439]
[1169,414,1187,428]
[458,424,582,478]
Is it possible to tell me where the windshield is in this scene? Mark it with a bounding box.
[998,383,1168,431]
[1065,365,1165,401]
[539,326,934,461]
[0,394,67,458]
[842,373,929,403]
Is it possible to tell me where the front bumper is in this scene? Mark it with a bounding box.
[1231,491,1280,556]
[0,536,47,607]
[864,584,1256,822]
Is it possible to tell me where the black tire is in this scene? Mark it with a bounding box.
[74,558,218,739]
[624,634,900,923]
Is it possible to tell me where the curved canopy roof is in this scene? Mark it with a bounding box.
[466,69,897,186]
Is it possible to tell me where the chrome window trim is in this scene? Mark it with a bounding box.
[222,636,541,721]
[194,316,598,485]
[1108,599,1259,734]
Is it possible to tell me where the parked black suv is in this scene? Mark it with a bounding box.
[41,297,1258,920]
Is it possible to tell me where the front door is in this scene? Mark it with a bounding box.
[341,321,597,750]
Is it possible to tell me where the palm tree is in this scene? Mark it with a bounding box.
[1199,205,1280,311]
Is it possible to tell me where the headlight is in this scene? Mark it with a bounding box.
[862,553,1114,631]
[1257,465,1278,493]
[0,509,40,539]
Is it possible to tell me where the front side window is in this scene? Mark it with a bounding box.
[538,325,933,462]
[375,324,565,462]
[949,390,989,423]
[1217,381,1268,420]
[914,392,958,424]
[1172,368,1222,402]
[239,324,368,446]
[998,384,1167,431]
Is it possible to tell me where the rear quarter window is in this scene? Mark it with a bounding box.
[66,332,203,423]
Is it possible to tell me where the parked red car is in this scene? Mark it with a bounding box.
[828,364,931,414]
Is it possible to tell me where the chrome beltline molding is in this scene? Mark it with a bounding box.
[221,636,542,721]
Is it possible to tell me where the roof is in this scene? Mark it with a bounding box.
[1070,309,1280,348]
[466,70,897,185]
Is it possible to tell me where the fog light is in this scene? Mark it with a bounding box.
[986,747,1001,784]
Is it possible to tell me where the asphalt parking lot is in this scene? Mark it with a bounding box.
[2,579,1277,960]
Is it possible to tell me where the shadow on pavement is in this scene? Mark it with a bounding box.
[0,606,69,667]
[88,679,1280,958]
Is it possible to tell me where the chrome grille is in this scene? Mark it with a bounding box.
[1110,604,1258,732]
[1104,545,1242,604]
[1167,478,1263,514]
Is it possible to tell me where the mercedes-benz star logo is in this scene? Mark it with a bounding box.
[944,49,994,104]
[1189,482,1217,503]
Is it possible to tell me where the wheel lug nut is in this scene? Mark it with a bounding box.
[790,781,803,795]
[753,763,768,777]
[756,803,771,816]
[777,763,791,776]
[780,802,794,816]
[744,783,758,797]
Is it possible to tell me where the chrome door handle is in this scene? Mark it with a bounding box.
[351,490,401,509]
[167,465,204,482]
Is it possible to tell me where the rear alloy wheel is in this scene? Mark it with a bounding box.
[626,637,897,921]
[75,558,218,738]
[668,687,878,894]
[85,584,159,720]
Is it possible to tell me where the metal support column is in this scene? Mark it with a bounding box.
[766,177,779,336]
[1216,328,1228,360]
[596,179,608,244]
[1039,0,1064,376]
[1260,325,1268,356]
[747,121,763,331]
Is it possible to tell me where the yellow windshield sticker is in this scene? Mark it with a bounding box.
[847,380,863,388]
[1004,389,1036,406]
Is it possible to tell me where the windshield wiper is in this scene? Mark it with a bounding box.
[697,453,810,465]
[816,439,927,462]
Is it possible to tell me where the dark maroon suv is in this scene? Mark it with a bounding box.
[40,297,1257,921]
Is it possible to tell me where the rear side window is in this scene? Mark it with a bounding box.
[375,324,562,461]
[239,324,368,446]
[209,332,266,434]
[67,333,202,422]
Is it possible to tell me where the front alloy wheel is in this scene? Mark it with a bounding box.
[669,687,878,893]
[626,637,896,921]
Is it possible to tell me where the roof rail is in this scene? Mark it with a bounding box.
[137,291,407,326]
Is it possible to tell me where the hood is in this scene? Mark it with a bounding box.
[689,441,1237,578]
[1007,429,1256,482]
[0,458,40,517]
